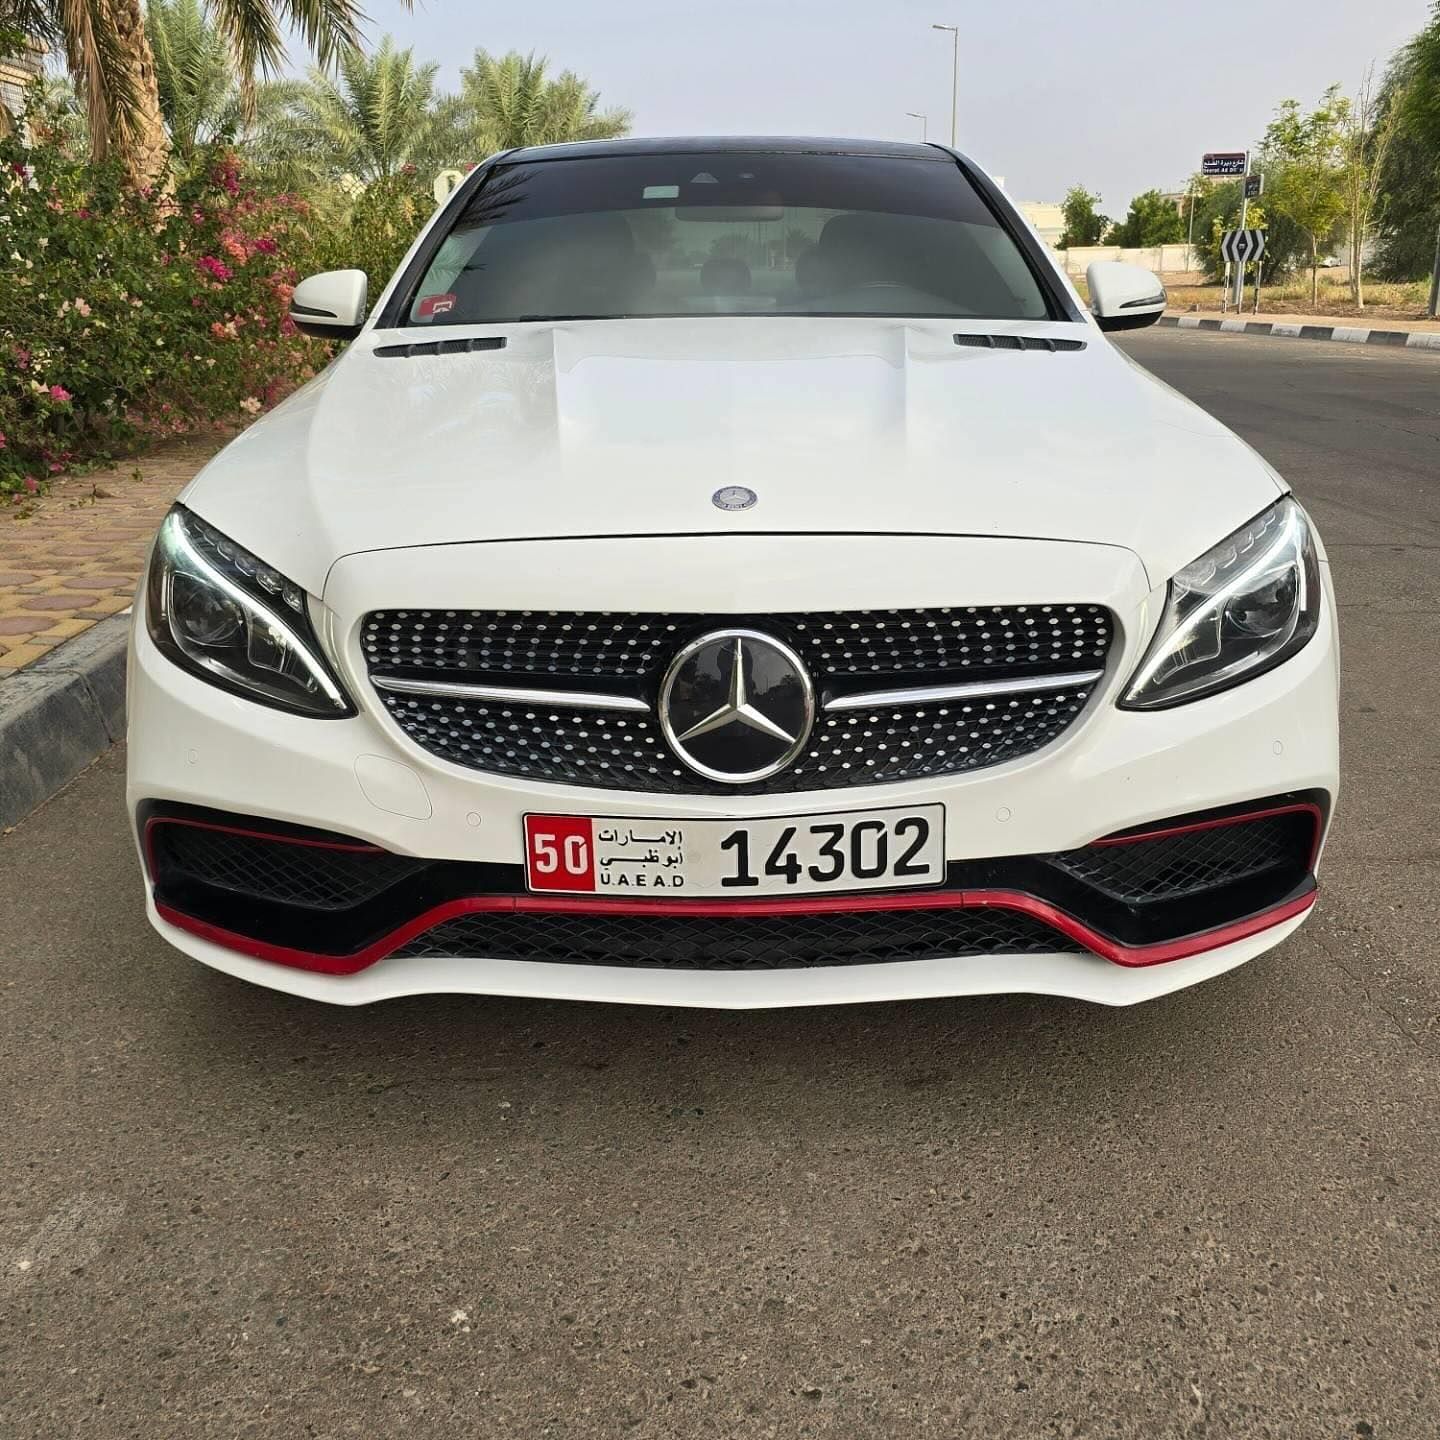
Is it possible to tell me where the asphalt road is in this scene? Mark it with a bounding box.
[3,328,1439,1439]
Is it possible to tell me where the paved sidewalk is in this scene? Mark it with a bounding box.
[0,438,225,679]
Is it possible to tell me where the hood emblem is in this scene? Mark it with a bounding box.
[659,630,814,784]
[712,485,757,512]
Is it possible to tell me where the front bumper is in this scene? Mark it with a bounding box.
[126,535,1340,1008]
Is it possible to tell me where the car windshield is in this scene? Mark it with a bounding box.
[400,151,1053,326]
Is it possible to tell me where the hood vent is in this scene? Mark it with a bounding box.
[373,336,508,359]
[954,333,1086,352]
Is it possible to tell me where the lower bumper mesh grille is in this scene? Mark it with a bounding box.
[143,797,1324,975]
[391,907,1082,968]
[1051,815,1306,903]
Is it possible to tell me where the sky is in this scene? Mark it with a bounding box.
[348,0,1427,212]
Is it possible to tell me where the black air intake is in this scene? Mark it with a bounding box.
[953,334,1086,352]
[373,336,508,358]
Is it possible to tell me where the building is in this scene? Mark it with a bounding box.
[0,41,45,125]
[1017,201,1066,249]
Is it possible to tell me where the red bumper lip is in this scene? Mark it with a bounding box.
[154,885,1318,980]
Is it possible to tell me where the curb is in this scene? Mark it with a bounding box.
[0,611,130,830]
[1160,314,1440,349]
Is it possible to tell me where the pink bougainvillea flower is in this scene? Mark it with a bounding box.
[23,476,39,494]
[254,235,278,255]
[49,385,73,403]
[198,255,232,282]
[0,430,7,449]
[74,298,92,318]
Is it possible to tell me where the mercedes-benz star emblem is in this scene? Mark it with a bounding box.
[712,485,757,512]
[659,629,814,783]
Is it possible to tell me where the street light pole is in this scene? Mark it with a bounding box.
[932,24,959,147]
[905,111,928,141]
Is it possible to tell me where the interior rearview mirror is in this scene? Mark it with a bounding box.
[290,270,369,341]
[1086,261,1166,333]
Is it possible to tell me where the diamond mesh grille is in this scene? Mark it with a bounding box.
[362,606,1112,682]
[152,825,426,910]
[392,906,1083,968]
[1048,814,1304,903]
[374,686,1095,794]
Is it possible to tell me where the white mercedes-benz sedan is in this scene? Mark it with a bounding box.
[126,137,1339,1009]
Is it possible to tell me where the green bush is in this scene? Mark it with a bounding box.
[0,140,329,499]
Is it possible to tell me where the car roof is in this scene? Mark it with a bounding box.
[500,136,951,165]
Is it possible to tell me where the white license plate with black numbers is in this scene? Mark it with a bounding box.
[523,806,946,897]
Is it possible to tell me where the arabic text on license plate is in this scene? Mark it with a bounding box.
[523,806,945,897]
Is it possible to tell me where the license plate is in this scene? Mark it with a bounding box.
[523,805,945,898]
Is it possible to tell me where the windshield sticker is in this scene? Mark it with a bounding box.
[417,293,457,321]
[643,184,680,200]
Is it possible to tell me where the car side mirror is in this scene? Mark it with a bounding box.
[1086,261,1166,333]
[290,270,369,341]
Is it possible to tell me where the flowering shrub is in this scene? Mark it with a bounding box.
[308,166,439,300]
[0,141,330,499]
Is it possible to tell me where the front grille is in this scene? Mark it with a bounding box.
[363,605,1113,793]
[1048,812,1310,904]
[391,906,1081,968]
[363,605,1110,681]
[376,687,1094,794]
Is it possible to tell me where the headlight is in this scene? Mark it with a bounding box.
[146,507,354,717]
[1121,498,1321,710]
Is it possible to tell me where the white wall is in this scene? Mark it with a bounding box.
[1059,244,1200,277]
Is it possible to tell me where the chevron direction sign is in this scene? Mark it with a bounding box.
[1221,228,1266,265]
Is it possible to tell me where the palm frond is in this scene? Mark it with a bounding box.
[56,0,136,158]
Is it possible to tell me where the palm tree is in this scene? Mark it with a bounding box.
[146,0,238,161]
[447,50,631,155]
[0,0,408,186]
[253,35,440,187]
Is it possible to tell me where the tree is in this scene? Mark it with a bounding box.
[1107,188,1186,248]
[444,50,631,155]
[1372,46,1438,280]
[1399,0,1440,308]
[1259,86,1351,308]
[146,0,238,162]
[255,35,441,186]
[1341,66,1409,308]
[0,0,408,186]
[1058,185,1107,248]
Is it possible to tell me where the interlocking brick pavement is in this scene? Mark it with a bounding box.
[0,437,229,679]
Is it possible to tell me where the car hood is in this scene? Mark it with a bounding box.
[182,317,1284,598]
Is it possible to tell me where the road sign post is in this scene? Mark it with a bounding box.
[1221,227,1266,311]
[1204,152,1251,311]
[1235,153,1251,309]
